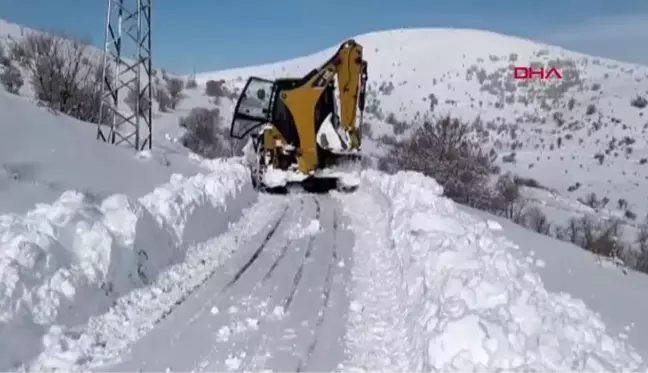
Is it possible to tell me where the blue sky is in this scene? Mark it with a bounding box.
[1,0,647,74]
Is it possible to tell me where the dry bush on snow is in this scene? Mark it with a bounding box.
[492,173,525,221]
[0,64,24,94]
[186,76,198,89]
[523,206,551,235]
[379,115,495,209]
[154,86,171,112]
[166,77,184,109]
[14,32,111,124]
[205,79,226,97]
[205,79,237,101]
[179,107,232,158]
[635,217,648,272]
[556,216,624,259]
[0,44,11,67]
[631,95,647,109]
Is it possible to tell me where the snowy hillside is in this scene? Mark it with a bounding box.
[1,17,648,371]
[195,28,648,226]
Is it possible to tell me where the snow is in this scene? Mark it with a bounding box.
[0,157,256,370]
[337,169,646,371]
[0,90,206,215]
[262,166,289,188]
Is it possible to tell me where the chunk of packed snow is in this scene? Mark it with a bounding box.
[262,166,288,188]
[304,219,321,234]
[486,220,503,231]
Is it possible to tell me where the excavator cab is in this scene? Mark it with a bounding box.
[230,77,275,139]
[229,40,368,193]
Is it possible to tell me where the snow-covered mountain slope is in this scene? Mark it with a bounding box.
[0,90,204,214]
[195,28,648,223]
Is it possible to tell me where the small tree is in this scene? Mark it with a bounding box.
[8,40,31,66]
[0,64,24,94]
[630,95,647,109]
[186,75,198,89]
[166,77,184,109]
[205,79,226,97]
[524,206,551,235]
[155,87,171,112]
[179,107,231,158]
[0,43,11,67]
[493,173,521,219]
[635,216,648,272]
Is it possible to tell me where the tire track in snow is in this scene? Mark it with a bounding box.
[149,202,289,329]
[245,195,349,372]
[102,197,297,372]
[194,196,321,372]
[225,205,288,288]
[295,205,339,372]
[282,197,321,312]
[172,204,290,333]
[262,198,307,283]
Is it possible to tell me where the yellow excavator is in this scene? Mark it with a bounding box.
[229,39,368,193]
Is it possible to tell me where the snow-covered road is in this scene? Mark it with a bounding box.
[6,167,647,372]
[103,194,352,372]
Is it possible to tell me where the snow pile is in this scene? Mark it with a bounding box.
[346,169,645,371]
[0,158,256,370]
[286,218,322,240]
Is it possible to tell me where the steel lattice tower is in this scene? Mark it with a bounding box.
[97,0,153,150]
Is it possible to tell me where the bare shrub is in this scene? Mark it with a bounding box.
[585,103,596,115]
[380,115,494,209]
[618,198,628,210]
[630,95,647,109]
[635,216,648,272]
[523,206,551,235]
[179,107,231,158]
[624,210,637,220]
[0,43,11,67]
[19,32,110,124]
[186,76,198,89]
[1,64,24,94]
[205,79,226,97]
[8,40,31,66]
[493,173,521,219]
[166,77,184,109]
[580,192,599,209]
[557,216,623,258]
[155,87,171,112]
[513,176,542,188]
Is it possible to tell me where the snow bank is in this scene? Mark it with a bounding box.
[0,158,256,370]
[350,169,645,371]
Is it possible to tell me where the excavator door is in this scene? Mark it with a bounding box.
[230,77,275,139]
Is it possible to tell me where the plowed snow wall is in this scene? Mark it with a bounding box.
[360,169,643,371]
[0,159,255,370]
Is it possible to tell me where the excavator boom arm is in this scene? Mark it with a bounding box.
[335,41,367,150]
[302,40,368,150]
